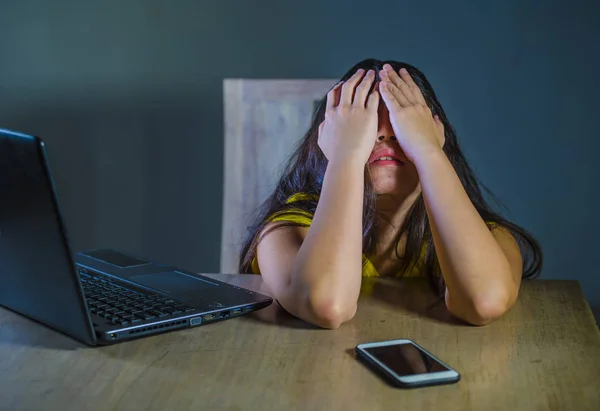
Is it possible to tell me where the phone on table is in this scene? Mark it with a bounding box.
[355,339,460,388]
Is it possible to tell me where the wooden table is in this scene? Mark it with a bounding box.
[0,275,599,410]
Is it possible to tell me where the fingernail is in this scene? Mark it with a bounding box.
[400,68,408,74]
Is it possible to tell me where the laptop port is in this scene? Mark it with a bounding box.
[203,313,216,321]
[190,316,203,326]
[243,305,255,312]
[232,308,243,315]
[220,311,230,319]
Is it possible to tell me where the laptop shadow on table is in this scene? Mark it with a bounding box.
[0,314,88,351]
[363,278,467,326]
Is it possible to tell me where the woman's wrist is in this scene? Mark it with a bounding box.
[412,146,448,175]
[325,156,367,176]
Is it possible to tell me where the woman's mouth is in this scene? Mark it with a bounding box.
[369,156,404,166]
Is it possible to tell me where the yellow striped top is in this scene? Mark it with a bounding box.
[250,193,425,277]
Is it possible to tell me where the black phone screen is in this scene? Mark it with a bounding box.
[364,343,449,376]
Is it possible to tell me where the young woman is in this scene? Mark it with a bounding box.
[238,58,542,329]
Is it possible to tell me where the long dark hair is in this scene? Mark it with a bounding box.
[238,58,543,297]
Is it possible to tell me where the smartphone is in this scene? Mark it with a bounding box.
[355,339,460,388]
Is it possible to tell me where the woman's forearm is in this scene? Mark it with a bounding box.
[290,158,365,328]
[415,150,518,324]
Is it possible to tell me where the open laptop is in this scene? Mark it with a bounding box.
[0,127,272,345]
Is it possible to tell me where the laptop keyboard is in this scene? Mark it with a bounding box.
[79,269,195,327]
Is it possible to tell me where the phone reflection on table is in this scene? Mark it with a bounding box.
[365,342,448,376]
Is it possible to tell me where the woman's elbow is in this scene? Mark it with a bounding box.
[465,299,510,326]
[447,290,515,326]
[308,297,357,329]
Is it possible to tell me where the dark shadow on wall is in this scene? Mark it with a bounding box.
[1,104,98,252]
[0,91,224,273]
[592,304,599,327]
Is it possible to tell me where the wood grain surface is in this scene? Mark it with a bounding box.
[0,275,599,411]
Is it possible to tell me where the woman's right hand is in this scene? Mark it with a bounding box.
[318,69,380,166]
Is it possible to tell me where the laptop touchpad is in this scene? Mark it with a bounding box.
[131,272,218,296]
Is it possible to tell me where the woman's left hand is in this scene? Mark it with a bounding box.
[379,64,445,164]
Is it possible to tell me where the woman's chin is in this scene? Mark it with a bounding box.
[370,162,419,191]
[372,178,403,194]
[371,173,419,196]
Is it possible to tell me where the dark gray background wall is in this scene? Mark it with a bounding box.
[1,0,598,320]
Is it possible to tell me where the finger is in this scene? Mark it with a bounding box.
[340,69,365,107]
[399,68,427,106]
[371,81,381,103]
[381,65,417,105]
[366,88,380,112]
[380,71,411,107]
[353,69,375,107]
[434,114,442,130]
[379,82,403,113]
[326,81,344,111]
[434,115,445,146]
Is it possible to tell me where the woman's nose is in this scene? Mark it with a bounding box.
[376,119,396,142]
[377,135,397,142]
[377,105,395,142]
